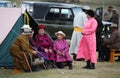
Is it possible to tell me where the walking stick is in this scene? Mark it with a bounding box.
[23,52,32,73]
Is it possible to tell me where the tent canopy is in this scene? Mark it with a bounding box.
[0,8,23,67]
[0,8,39,67]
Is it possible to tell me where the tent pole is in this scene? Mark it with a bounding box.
[102,0,105,20]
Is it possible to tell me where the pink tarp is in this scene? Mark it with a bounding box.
[0,8,21,44]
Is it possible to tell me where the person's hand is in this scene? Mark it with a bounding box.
[81,33,84,35]
[62,53,65,56]
[57,50,61,55]
[49,49,53,53]
[44,49,48,53]
[32,51,37,55]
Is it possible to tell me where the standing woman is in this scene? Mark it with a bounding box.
[77,10,98,69]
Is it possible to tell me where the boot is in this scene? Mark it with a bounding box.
[83,60,90,69]
[68,61,73,70]
[73,54,76,61]
[98,57,104,62]
[51,60,56,68]
[44,60,49,69]
[57,62,64,69]
[89,63,95,69]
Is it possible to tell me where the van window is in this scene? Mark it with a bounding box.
[46,8,60,20]
[60,9,73,21]
[0,3,7,7]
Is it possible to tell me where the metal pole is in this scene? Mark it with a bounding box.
[102,0,105,20]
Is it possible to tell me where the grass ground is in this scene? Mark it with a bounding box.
[0,61,120,78]
[1,0,120,78]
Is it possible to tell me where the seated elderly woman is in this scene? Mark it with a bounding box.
[10,25,37,74]
[54,31,73,69]
[34,24,55,68]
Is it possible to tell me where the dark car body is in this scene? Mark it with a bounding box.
[32,2,82,39]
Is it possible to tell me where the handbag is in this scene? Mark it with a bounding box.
[32,57,44,66]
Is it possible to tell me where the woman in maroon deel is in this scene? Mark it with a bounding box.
[34,24,55,68]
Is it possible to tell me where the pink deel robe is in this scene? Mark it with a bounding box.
[35,34,55,61]
[77,18,98,63]
[54,39,72,62]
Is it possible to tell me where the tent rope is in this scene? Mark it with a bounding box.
[24,12,30,25]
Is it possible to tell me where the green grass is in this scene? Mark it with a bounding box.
[1,0,120,78]
[0,62,120,78]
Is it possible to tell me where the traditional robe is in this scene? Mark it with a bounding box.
[104,30,120,49]
[35,34,55,60]
[54,39,72,62]
[77,18,98,63]
[10,34,34,71]
[110,13,119,27]
[69,11,87,54]
[104,10,113,21]
[95,17,104,60]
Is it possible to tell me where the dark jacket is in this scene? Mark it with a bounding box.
[95,17,104,49]
[110,13,119,26]
[104,30,120,49]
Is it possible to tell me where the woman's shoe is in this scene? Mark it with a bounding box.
[67,61,73,70]
[73,54,77,61]
[82,60,90,69]
[69,66,73,70]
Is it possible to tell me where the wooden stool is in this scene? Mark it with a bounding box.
[110,49,120,62]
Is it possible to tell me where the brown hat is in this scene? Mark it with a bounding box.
[108,6,113,8]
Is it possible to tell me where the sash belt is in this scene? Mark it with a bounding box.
[74,27,83,32]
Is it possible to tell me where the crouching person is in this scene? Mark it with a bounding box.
[54,31,73,69]
[103,24,120,61]
[10,25,37,74]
